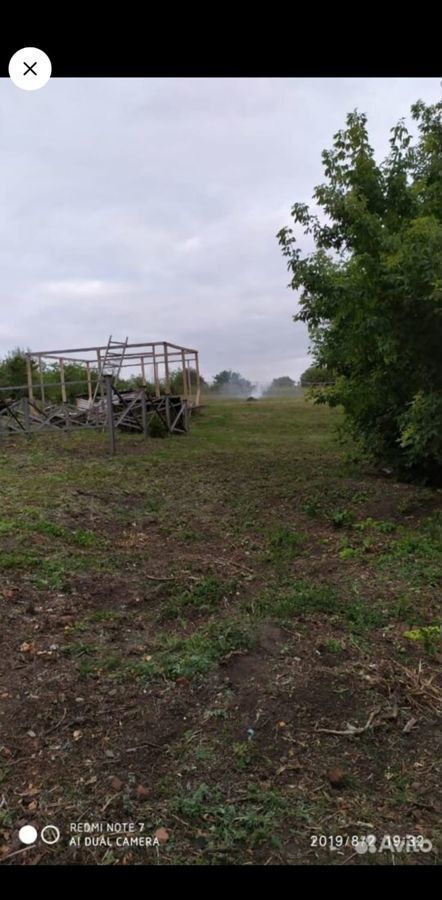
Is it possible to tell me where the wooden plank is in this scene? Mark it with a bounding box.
[163,342,171,394]
[181,350,188,398]
[194,351,201,406]
[114,395,142,429]
[26,355,34,403]
[86,362,92,402]
[30,340,197,357]
[23,397,31,433]
[97,349,104,406]
[60,358,67,403]
[140,391,148,437]
[153,346,160,397]
[170,400,187,432]
[105,374,116,456]
[39,359,45,406]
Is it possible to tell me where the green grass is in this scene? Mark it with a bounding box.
[0,808,16,827]
[330,508,355,527]
[63,618,254,682]
[87,610,123,623]
[64,642,100,659]
[160,576,238,620]
[265,526,306,565]
[1,396,441,865]
[1,398,440,631]
[403,625,441,655]
[0,550,39,569]
[373,516,442,599]
[172,782,294,849]
[129,620,254,681]
[245,577,434,636]
[247,581,339,621]
[2,397,440,644]
[322,638,344,653]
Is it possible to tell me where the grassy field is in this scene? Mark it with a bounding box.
[0,397,441,866]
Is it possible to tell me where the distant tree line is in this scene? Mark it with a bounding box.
[0,348,331,404]
[210,370,255,396]
[209,368,333,396]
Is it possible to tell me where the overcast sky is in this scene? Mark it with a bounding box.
[0,77,440,384]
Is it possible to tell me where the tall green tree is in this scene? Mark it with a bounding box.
[278,99,442,482]
[211,370,254,395]
[169,368,208,394]
[299,366,330,387]
[0,349,36,397]
[264,376,296,395]
[42,362,98,403]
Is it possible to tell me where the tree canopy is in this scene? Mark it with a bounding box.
[299,366,331,387]
[264,376,297,396]
[278,99,442,482]
[0,349,34,393]
[211,370,254,396]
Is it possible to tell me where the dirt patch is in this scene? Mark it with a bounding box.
[1,404,441,866]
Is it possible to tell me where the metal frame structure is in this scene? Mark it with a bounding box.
[0,337,200,453]
[24,336,201,408]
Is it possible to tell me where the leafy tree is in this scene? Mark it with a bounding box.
[122,374,156,393]
[0,348,36,395]
[277,99,442,482]
[169,368,208,394]
[264,376,297,396]
[212,370,232,389]
[0,351,101,405]
[211,370,254,396]
[299,366,331,387]
[272,376,296,389]
[42,362,99,404]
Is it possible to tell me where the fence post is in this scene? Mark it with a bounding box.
[23,397,31,435]
[183,399,189,433]
[104,374,116,456]
[165,396,171,432]
[140,390,148,438]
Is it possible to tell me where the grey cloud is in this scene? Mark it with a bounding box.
[0,77,440,381]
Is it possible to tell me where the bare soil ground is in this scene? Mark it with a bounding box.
[0,398,440,865]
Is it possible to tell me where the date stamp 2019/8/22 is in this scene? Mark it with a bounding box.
[310,834,433,855]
